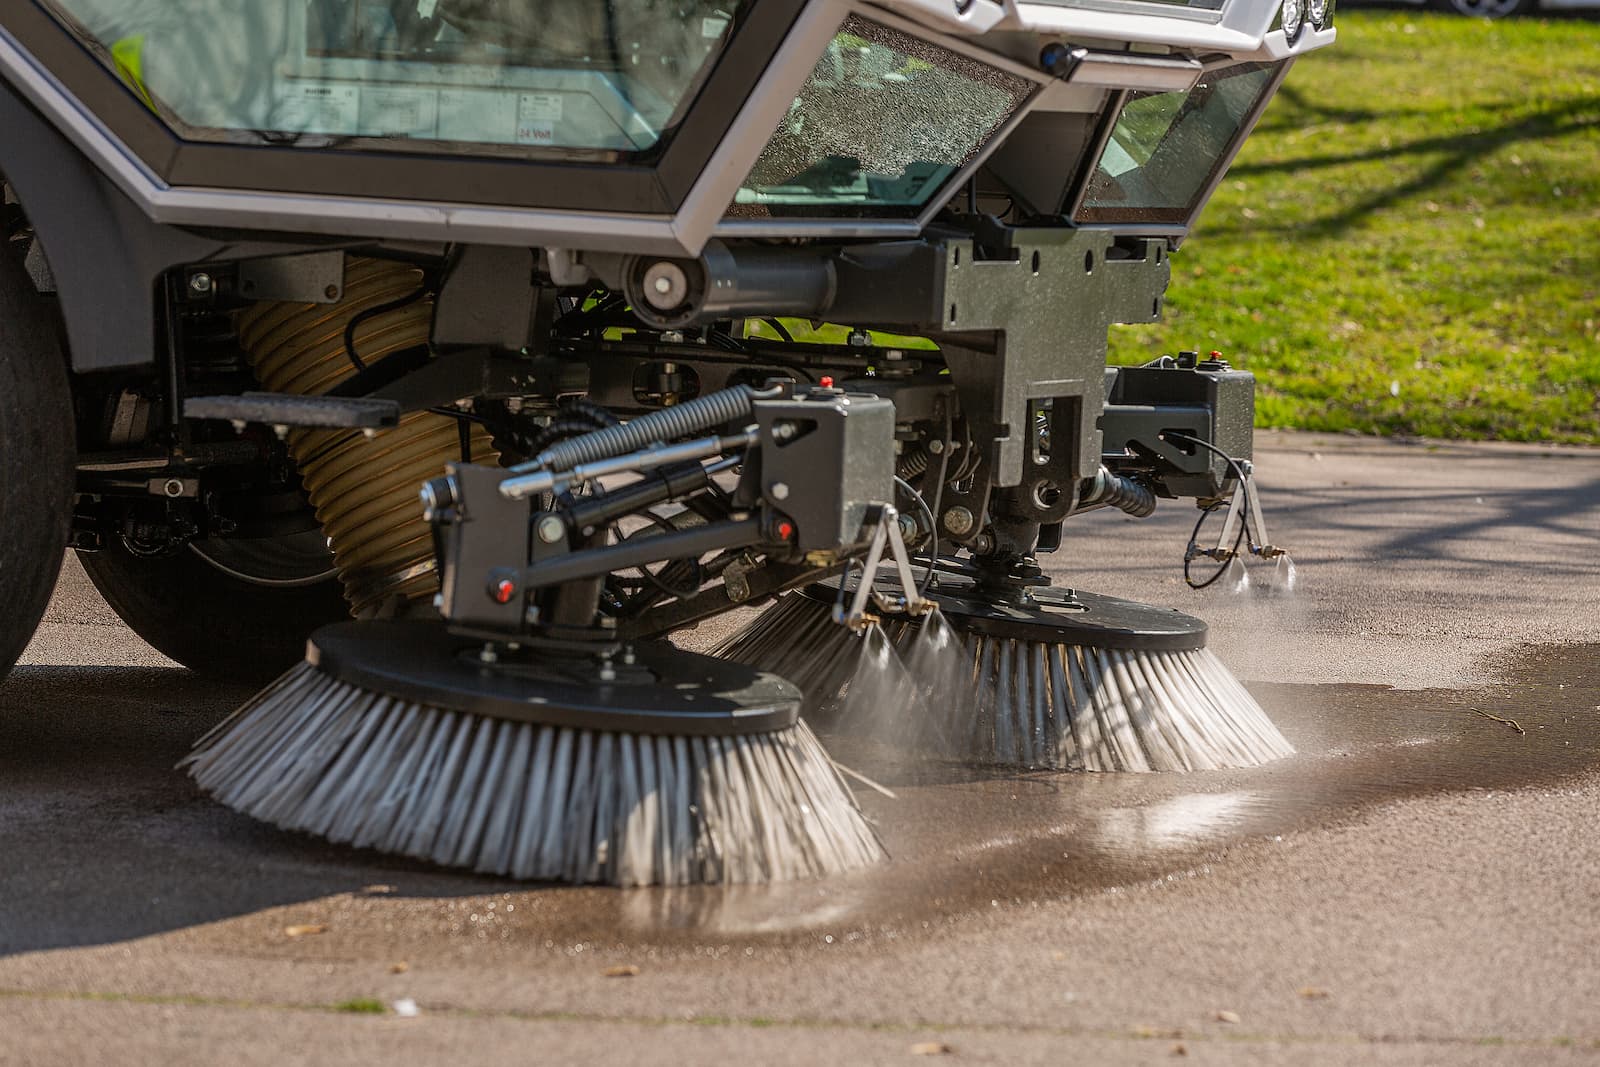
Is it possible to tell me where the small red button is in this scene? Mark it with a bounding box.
[491,578,516,604]
[777,520,795,540]
[819,376,834,388]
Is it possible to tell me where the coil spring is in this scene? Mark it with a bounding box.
[533,384,768,472]
[237,257,499,616]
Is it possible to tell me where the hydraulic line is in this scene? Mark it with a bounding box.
[237,257,499,616]
[1077,466,1157,518]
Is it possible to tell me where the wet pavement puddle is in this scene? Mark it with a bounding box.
[594,641,1600,942]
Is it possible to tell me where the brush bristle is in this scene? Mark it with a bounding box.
[183,662,886,887]
[716,595,1294,772]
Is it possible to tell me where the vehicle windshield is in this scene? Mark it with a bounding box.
[1075,61,1278,227]
[728,15,1034,220]
[38,0,746,161]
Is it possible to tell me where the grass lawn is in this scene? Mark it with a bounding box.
[1105,11,1600,443]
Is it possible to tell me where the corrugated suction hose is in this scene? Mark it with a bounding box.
[237,258,499,617]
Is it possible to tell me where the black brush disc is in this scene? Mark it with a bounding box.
[798,572,1207,652]
[307,619,799,736]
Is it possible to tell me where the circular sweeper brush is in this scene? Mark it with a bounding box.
[715,574,1294,772]
[183,620,885,886]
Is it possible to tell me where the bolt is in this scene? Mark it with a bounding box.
[478,644,499,664]
[942,505,976,536]
[622,645,637,666]
[188,273,213,296]
[162,478,185,498]
[660,330,685,344]
[324,284,340,300]
[597,656,617,682]
[847,330,870,347]
[229,419,247,434]
[927,439,945,455]
[769,482,790,501]
[504,397,524,414]
[272,424,289,440]
[653,276,672,295]
[536,514,567,544]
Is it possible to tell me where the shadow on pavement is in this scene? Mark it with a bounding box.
[0,664,499,957]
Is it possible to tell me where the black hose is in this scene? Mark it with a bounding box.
[527,418,605,457]
[1079,468,1157,518]
[560,396,620,429]
[535,384,775,473]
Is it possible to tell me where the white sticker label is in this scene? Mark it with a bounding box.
[702,14,730,37]
[438,88,519,144]
[359,86,439,138]
[518,93,565,123]
[276,82,360,135]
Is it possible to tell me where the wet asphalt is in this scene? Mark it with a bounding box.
[3,431,1600,1065]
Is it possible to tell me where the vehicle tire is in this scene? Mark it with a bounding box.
[1429,0,1528,17]
[78,532,351,682]
[0,250,76,679]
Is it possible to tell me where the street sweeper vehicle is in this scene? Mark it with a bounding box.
[0,0,1332,885]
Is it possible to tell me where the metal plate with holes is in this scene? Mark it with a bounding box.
[309,620,800,736]
[236,252,346,304]
[800,571,1207,651]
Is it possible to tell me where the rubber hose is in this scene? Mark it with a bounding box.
[535,384,771,472]
[560,396,621,429]
[1080,467,1157,518]
[527,418,609,457]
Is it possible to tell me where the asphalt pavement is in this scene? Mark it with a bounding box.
[3,431,1599,1065]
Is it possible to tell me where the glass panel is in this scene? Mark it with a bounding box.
[729,16,1033,220]
[37,0,748,161]
[1075,61,1277,227]
[1021,0,1225,18]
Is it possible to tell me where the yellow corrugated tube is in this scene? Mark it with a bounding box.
[236,257,498,616]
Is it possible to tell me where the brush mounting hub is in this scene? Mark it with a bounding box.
[307,620,799,736]
[801,573,1207,652]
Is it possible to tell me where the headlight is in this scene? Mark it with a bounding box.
[1281,0,1305,42]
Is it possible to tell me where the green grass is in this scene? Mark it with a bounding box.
[1106,11,1600,443]
[331,998,387,1015]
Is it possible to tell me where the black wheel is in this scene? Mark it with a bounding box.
[78,529,350,682]
[1429,0,1528,16]
[0,249,75,678]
